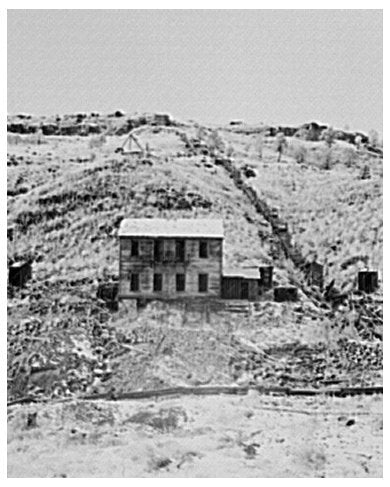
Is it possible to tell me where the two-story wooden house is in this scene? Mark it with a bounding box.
[118,218,224,300]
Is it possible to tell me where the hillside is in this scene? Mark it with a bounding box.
[222,131,383,291]
[7,114,382,404]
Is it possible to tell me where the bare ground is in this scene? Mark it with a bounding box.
[7,392,382,478]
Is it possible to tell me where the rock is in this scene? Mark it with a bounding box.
[346,418,356,427]
[243,442,260,459]
[26,412,38,429]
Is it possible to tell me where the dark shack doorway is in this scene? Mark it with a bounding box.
[241,281,249,299]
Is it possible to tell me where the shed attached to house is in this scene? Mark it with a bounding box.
[221,267,260,301]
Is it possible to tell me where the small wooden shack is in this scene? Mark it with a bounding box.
[8,260,32,287]
[259,265,273,290]
[358,271,379,293]
[221,268,260,300]
[304,261,324,290]
[97,282,119,311]
[7,225,15,242]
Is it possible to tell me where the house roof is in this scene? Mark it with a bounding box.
[223,267,260,279]
[118,218,224,238]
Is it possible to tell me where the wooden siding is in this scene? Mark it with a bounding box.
[221,277,259,301]
[119,237,223,299]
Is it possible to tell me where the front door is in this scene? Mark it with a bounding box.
[240,281,249,299]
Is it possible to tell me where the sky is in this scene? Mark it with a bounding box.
[7,9,382,133]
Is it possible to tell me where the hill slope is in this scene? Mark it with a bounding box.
[7,116,383,402]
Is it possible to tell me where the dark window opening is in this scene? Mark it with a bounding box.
[131,240,139,257]
[154,239,164,262]
[176,273,185,292]
[130,273,139,292]
[198,273,208,292]
[153,273,163,292]
[175,239,185,262]
[199,240,208,258]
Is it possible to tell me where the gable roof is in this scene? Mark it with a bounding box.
[118,218,224,238]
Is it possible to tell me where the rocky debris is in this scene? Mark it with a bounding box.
[241,164,257,178]
[7,112,174,138]
[7,285,171,401]
[336,294,383,341]
[340,255,369,270]
[125,406,188,433]
[243,442,260,459]
[146,185,212,211]
[230,338,382,389]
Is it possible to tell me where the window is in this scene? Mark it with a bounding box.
[131,240,139,257]
[153,273,163,292]
[175,239,185,262]
[130,273,139,291]
[198,273,208,292]
[176,273,185,292]
[154,239,164,262]
[199,240,208,258]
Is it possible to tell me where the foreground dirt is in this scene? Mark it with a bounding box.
[7,393,382,478]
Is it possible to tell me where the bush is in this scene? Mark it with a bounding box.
[290,142,307,164]
[341,146,358,168]
[89,135,107,149]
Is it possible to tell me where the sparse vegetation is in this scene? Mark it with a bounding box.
[7,115,382,478]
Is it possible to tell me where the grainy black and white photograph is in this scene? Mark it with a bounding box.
[6,7,383,478]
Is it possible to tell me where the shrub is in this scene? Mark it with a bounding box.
[290,142,307,164]
[274,132,287,162]
[89,134,107,149]
[340,146,358,168]
[322,126,335,148]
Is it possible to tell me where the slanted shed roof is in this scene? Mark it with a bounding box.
[119,218,224,238]
[223,267,260,279]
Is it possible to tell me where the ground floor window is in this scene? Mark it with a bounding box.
[198,273,209,292]
[130,273,139,291]
[176,273,185,292]
[153,273,163,291]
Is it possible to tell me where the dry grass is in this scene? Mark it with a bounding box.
[7,127,382,401]
[220,131,382,292]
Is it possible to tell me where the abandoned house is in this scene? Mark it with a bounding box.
[118,218,224,299]
[118,218,275,301]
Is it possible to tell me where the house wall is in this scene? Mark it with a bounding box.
[119,237,223,299]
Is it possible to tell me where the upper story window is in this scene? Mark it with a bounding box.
[154,239,164,262]
[175,239,185,262]
[131,240,139,257]
[199,240,208,258]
